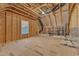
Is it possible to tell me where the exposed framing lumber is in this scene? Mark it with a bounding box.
[6,8,38,20]
[38,18,44,33]
[48,14,54,27]
[51,4,57,28]
[76,4,78,27]
[52,12,57,28]
[27,4,32,7]
[33,4,47,11]
[6,5,39,20]
[60,4,63,26]
[18,4,39,19]
[67,3,76,34]
[51,4,56,28]
[17,4,41,17]
[9,4,39,19]
[0,12,6,43]
[4,11,6,43]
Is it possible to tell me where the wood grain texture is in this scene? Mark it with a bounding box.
[0,12,5,44]
[6,11,12,42]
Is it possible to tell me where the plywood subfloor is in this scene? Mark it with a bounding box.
[0,35,78,56]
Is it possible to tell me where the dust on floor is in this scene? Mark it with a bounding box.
[0,36,78,56]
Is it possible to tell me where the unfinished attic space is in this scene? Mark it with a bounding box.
[0,3,79,56]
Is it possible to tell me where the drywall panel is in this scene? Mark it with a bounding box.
[0,12,5,44]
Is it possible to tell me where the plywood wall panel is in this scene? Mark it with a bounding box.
[28,19,32,37]
[6,11,12,43]
[70,6,77,29]
[77,4,79,27]
[16,14,21,40]
[0,12,5,44]
[62,4,69,11]
[12,13,17,41]
[32,21,36,36]
[28,21,31,37]
[35,20,39,35]
[49,13,56,27]
[24,17,31,37]
[55,12,61,27]
[0,11,40,44]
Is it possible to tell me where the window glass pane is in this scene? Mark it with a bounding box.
[21,20,29,34]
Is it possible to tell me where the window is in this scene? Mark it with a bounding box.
[21,20,29,35]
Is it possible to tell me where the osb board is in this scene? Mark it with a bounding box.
[0,12,5,43]
[6,11,12,43]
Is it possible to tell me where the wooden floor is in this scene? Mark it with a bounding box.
[0,35,78,56]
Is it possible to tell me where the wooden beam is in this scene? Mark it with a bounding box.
[6,4,39,20]
[6,8,38,20]
[52,12,57,28]
[9,4,39,19]
[48,3,57,28]
[17,4,41,17]
[67,3,76,34]
[60,4,63,26]
[33,4,47,11]
[48,14,54,27]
